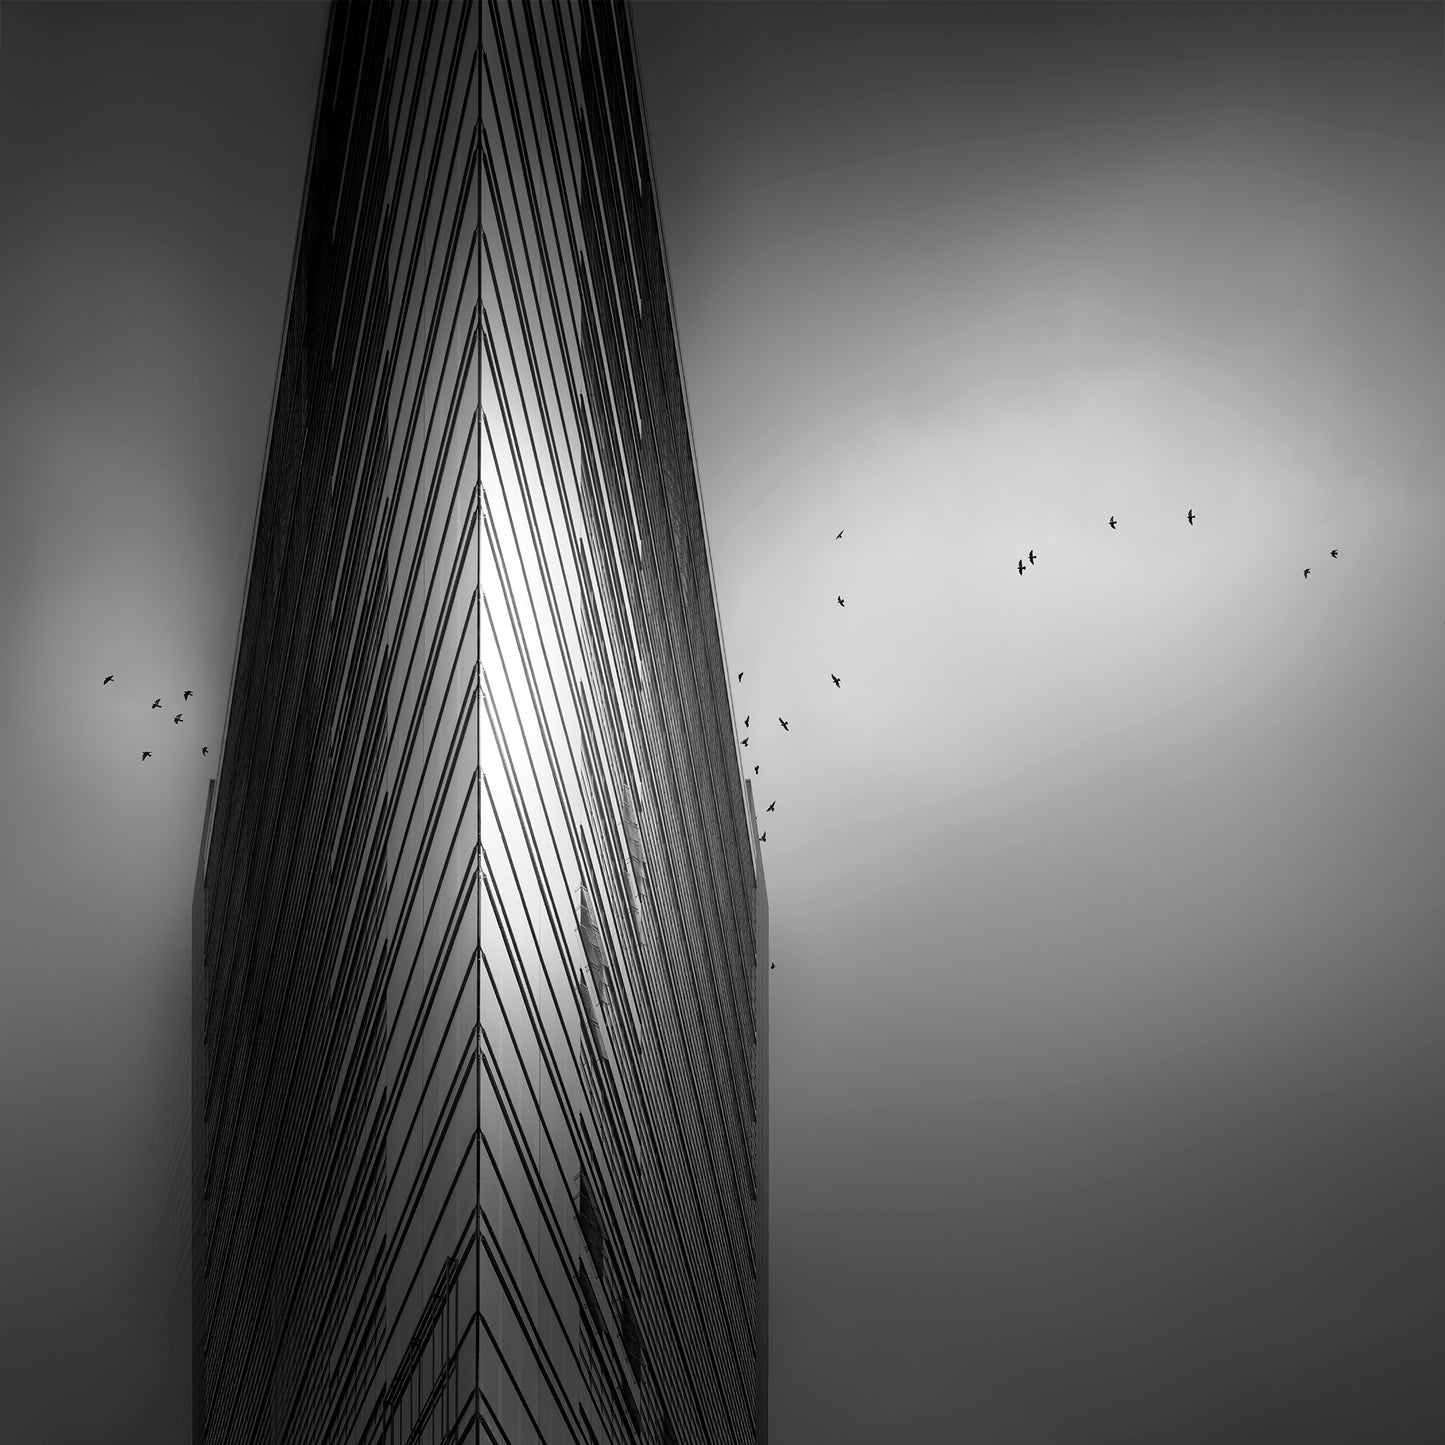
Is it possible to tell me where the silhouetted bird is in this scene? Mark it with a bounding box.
[173,714,183,725]
[151,699,162,709]
[744,715,749,727]
[766,801,775,812]
[141,751,152,761]
[1187,510,1195,525]
[1303,568,1311,579]
[1109,516,1117,529]
[201,747,209,756]
[740,737,749,747]
[1028,550,1036,565]
[837,596,845,607]
[183,689,193,700]
[1330,549,1339,558]
[102,675,114,685]
[778,718,789,731]
[836,529,844,539]
[770,961,775,970]
[760,831,766,842]
[753,765,759,775]
[737,671,743,681]
[1017,559,1026,575]
[831,674,840,687]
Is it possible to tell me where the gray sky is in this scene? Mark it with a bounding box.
[2,3,1443,1443]
[630,4,1445,1441]
[0,4,326,1441]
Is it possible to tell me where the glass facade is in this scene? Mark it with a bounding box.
[192,4,768,1443]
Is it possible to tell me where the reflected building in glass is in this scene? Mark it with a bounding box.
[191,3,769,1443]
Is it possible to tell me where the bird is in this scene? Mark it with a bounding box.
[151,699,162,709]
[837,595,845,607]
[1303,568,1311,579]
[737,671,743,681]
[753,765,759,775]
[183,689,193,700]
[831,674,840,687]
[102,674,114,686]
[778,718,789,731]
[141,751,152,761]
[770,961,775,970]
[760,831,767,842]
[201,747,209,756]
[740,736,749,747]
[1330,549,1339,558]
[1017,559,1026,575]
[1187,510,1195,525]
[836,529,844,539]
[173,714,183,725]
[1028,550,1036,565]
[744,715,749,727]
[1109,516,1117,529]
[766,801,776,812]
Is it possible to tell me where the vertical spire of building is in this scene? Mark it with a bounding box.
[195,3,766,1442]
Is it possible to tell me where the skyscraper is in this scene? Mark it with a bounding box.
[192,4,768,1443]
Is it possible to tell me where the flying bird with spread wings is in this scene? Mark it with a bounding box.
[183,689,193,700]
[1303,568,1311,579]
[740,736,749,747]
[744,715,749,727]
[141,751,152,761]
[103,675,114,685]
[202,747,209,756]
[766,801,776,812]
[831,674,840,687]
[1028,550,1036,565]
[1017,559,1026,575]
[778,718,789,732]
[1109,516,1117,530]
[759,831,767,843]
[151,699,162,709]
[836,529,844,539]
[173,714,183,725]
[1330,549,1339,558]
[1187,510,1195,525]
[737,671,743,681]
[837,596,845,607]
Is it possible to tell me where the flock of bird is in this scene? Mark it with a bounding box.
[740,512,1344,972]
[735,526,853,971]
[1014,510,1340,580]
[102,675,208,761]
[108,511,1340,845]
[733,526,852,874]
[100,510,1347,980]
[741,513,1345,861]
